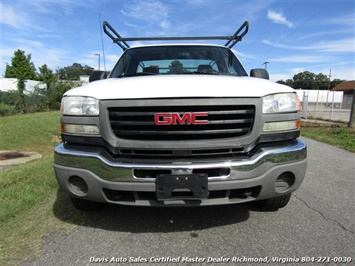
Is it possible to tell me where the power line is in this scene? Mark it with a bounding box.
[241,2,296,53]
[273,1,333,47]
[251,0,334,63]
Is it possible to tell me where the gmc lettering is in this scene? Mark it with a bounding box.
[154,112,208,125]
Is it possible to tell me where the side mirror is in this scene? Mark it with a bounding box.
[89,71,108,83]
[250,68,269,80]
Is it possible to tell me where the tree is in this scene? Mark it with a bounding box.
[5,49,37,80]
[58,63,94,80]
[4,49,37,113]
[37,64,57,109]
[37,64,55,86]
[276,79,294,87]
[278,71,346,90]
[168,60,188,74]
[331,79,345,89]
[314,73,328,90]
[276,80,286,85]
[285,79,294,87]
[293,71,316,90]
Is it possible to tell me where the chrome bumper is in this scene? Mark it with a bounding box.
[54,140,307,206]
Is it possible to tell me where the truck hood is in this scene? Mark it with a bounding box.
[64,75,295,100]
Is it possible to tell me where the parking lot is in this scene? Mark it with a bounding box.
[23,137,355,265]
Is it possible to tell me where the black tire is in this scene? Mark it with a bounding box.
[255,194,291,211]
[70,197,104,211]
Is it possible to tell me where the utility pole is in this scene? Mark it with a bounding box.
[262,61,270,70]
[326,69,331,107]
[94,53,100,70]
[349,89,355,128]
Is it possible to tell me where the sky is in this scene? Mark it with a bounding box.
[1,0,354,82]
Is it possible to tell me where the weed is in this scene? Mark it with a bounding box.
[301,122,355,153]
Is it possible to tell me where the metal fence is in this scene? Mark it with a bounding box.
[300,90,351,122]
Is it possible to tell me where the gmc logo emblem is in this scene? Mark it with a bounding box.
[154,112,208,125]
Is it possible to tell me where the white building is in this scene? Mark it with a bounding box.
[0,76,89,95]
[295,89,343,105]
[0,78,45,94]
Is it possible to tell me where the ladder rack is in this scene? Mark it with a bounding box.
[103,21,249,50]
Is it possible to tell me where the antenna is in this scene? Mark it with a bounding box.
[99,12,106,71]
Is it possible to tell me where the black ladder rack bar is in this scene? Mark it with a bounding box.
[112,36,237,41]
[225,21,249,48]
[103,21,130,50]
[103,21,249,50]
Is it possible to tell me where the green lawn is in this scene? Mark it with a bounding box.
[0,111,84,266]
[0,111,61,155]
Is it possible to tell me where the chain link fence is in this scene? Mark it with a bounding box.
[297,90,351,123]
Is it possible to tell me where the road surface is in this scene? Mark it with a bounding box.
[23,137,355,265]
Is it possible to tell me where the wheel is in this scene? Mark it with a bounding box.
[70,197,104,211]
[255,194,291,211]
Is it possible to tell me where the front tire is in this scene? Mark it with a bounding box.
[70,197,104,211]
[255,194,291,211]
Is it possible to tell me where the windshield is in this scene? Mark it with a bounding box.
[109,45,247,78]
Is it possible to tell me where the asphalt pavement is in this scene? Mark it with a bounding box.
[22,137,355,265]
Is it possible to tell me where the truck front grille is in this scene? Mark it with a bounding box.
[108,105,254,140]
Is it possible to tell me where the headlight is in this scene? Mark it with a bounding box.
[61,96,99,116]
[263,93,300,113]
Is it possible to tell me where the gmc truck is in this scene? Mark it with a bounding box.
[54,21,307,211]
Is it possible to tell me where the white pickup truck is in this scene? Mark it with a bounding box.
[54,21,307,211]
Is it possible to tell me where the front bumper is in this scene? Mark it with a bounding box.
[54,140,307,206]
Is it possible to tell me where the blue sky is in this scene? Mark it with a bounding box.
[1,0,354,82]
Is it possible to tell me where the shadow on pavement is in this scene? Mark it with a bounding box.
[52,189,251,233]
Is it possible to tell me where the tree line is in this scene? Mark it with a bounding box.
[1,49,94,115]
[276,71,345,90]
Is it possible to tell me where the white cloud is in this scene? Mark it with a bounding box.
[271,55,333,63]
[120,1,172,36]
[36,34,62,39]
[315,38,355,53]
[269,68,306,82]
[160,20,171,30]
[263,38,355,53]
[267,10,293,28]
[1,3,48,32]
[1,4,30,29]
[121,1,169,24]
[1,38,70,74]
[331,67,355,81]
[102,54,121,71]
[232,50,256,61]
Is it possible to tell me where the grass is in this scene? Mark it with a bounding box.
[0,111,85,266]
[0,111,354,265]
[301,121,355,153]
[0,111,61,156]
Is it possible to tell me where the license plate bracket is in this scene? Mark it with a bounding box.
[156,174,208,200]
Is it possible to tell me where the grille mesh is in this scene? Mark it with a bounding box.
[108,105,254,140]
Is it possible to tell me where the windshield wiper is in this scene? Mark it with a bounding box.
[118,73,160,78]
[193,71,220,75]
